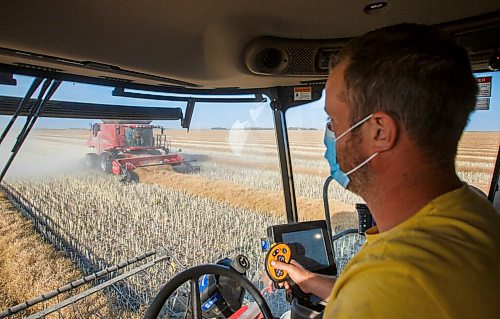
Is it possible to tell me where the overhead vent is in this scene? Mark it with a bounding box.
[245,12,500,76]
[254,47,289,74]
[300,79,328,86]
[245,37,349,76]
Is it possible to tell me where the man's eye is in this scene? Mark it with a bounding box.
[327,117,335,127]
[326,119,335,130]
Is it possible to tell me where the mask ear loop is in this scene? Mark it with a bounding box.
[338,114,378,176]
[336,114,373,141]
[345,152,379,176]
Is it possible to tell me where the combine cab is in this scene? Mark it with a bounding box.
[85,120,199,180]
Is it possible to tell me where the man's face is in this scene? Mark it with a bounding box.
[324,60,370,194]
[325,61,351,137]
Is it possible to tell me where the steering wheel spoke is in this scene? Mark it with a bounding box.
[189,278,202,319]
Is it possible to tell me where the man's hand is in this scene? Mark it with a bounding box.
[271,259,315,292]
[271,259,337,301]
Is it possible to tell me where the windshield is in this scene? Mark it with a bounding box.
[124,127,154,147]
[0,75,289,317]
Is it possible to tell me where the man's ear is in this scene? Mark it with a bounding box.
[368,111,398,152]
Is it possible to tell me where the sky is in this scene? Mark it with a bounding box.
[0,72,499,131]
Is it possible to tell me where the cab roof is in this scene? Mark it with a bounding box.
[0,1,499,93]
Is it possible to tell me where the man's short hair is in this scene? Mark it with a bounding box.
[333,23,478,164]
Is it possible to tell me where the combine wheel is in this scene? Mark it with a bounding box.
[99,154,112,173]
[85,153,98,169]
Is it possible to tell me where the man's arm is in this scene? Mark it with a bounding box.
[272,259,337,300]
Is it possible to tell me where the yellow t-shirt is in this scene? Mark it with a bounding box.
[324,185,500,318]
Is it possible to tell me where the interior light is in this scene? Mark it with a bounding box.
[364,1,389,15]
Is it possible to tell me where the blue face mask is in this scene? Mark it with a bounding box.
[324,114,379,188]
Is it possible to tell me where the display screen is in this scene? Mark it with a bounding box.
[282,228,329,271]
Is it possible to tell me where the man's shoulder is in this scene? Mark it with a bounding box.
[330,257,499,318]
[329,185,500,318]
[377,185,499,262]
[364,188,500,280]
[327,265,444,319]
[330,239,500,318]
[428,184,499,227]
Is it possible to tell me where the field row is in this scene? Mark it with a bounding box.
[177,146,495,195]
[172,139,499,161]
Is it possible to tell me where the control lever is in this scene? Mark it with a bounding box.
[265,243,292,283]
[264,243,310,302]
[231,255,250,274]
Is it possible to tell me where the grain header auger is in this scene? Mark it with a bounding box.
[85,120,199,181]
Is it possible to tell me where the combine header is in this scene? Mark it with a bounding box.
[85,120,198,180]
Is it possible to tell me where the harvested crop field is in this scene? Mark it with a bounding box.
[0,128,498,317]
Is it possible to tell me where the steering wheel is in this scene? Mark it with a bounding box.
[144,264,273,319]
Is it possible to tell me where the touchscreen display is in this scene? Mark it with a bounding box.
[282,228,329,271]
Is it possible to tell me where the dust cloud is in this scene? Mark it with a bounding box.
[0,129,90,180]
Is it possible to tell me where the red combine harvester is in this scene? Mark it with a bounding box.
[85,120,198,180]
